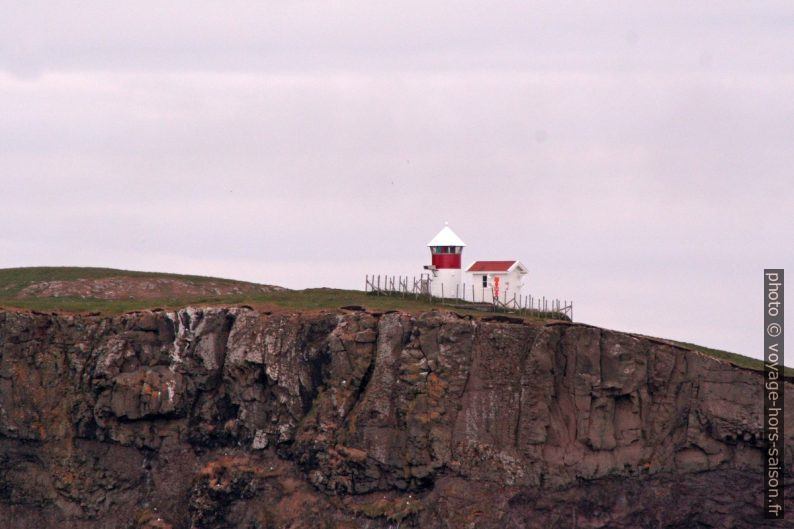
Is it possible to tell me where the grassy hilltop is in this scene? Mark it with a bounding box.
[0,266,449,314]
[0,266,789,376]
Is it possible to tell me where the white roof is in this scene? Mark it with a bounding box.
[427,224,466,247]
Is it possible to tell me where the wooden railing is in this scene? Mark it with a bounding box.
[364,273,573,320]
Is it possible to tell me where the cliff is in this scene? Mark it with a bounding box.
[0,307,791,528]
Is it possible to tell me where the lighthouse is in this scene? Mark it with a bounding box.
[425,222,465,299]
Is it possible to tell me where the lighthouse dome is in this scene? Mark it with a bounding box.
[427,224,466,247]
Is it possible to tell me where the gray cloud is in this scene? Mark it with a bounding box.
[1,2,792,360]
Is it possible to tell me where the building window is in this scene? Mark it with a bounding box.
[482,275,487,287]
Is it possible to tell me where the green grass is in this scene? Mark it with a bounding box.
[0,286,493,317]
[1,267,788,376]
[0,267,491,316]
[0,266,261,297]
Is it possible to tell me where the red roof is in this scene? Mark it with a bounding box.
[466,260,517,272]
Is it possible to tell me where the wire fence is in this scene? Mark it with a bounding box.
[364,273,573,321]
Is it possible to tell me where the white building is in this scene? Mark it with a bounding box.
[465,260,528,304]
[424,224,527,303]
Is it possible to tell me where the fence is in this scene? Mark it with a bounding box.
[364,273,573,321]
[364,273,431,296]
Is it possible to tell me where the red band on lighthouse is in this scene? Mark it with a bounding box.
[432,253,462,269]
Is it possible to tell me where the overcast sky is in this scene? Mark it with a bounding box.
[1,2,792,360]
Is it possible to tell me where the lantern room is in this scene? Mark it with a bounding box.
[429,244,463,269]
[426,223,466,269]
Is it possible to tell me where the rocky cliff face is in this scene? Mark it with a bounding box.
[0,308,791,528]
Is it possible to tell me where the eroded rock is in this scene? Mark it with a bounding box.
[0,308,791,528]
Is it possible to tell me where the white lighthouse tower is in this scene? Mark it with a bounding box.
[425,223,465,299]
